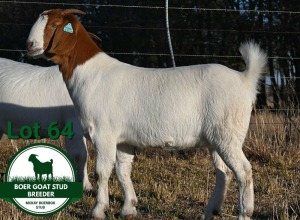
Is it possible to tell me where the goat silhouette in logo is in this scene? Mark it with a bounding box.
[28,154,53,181]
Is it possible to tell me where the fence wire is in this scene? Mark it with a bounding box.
[1,22,300,35]
[0,1,300,14]
[0,49,299,60]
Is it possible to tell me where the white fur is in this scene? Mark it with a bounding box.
[0,58,92,190]
[27,14,48,57]
[27,18,267,219]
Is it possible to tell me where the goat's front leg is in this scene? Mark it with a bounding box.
[65,132,93,191]
[91,136,117,220]
[116,144,137,219]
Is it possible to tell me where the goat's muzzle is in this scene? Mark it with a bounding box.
[26,41,43,58]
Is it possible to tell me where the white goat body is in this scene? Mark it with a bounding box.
[26,9,267,219]
[65,43,266,220]
[68,45,262,149]
[0,58,92,190]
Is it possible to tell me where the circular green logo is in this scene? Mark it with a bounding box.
[1,143,82,216]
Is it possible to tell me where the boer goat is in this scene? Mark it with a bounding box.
[28,154,53,181]
[27,9,267,220]
[0,58,92,190]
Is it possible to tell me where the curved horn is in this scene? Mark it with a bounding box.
[62,9,86,16]
[88,32,102,41]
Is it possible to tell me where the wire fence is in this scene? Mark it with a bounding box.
[0,1,299,129]
[0,1,300,14]
[0,49,299,61]
[1,22,300,35]
[0,1,299,59]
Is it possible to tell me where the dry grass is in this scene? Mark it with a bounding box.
[0,111,299,220]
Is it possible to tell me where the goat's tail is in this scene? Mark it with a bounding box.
[50,159,53,164]
[240,41,267,100]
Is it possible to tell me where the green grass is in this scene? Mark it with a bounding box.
[8,176,36,183]
[0,111,299,219]
[8,176,73,183]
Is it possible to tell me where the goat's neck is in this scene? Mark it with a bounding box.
[58,26,102,81]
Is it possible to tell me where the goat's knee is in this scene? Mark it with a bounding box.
[214,142,254,219]
[92,138,117,219]
[116,145,137,219]
[92,169,111,219]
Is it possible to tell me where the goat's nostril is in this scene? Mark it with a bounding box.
[26,41,34,50]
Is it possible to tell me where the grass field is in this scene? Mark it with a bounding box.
[0,111,299,220]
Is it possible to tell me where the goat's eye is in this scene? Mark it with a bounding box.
[47,24,57,29]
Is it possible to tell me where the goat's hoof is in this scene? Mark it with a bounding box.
[124,214,135,220]
[83,180,93,191]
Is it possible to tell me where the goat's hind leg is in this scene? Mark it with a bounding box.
[216,141,254,220]
[116,144,137,219]
[202,149,232,219]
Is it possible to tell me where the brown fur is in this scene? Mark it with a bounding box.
[42,9,101,80]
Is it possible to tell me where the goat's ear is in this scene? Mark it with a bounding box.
[46,17,79,59]
[61,9,86,16]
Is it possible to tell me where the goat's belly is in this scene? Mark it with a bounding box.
[121,130,203,150]
[132,137,203,150]
[118,114,204,149]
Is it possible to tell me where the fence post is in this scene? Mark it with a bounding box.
[165,0,176,67]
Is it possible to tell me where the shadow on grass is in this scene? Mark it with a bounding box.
[252,210,273,219]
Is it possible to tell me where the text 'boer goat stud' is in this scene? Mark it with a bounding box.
[27,9,267,220]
